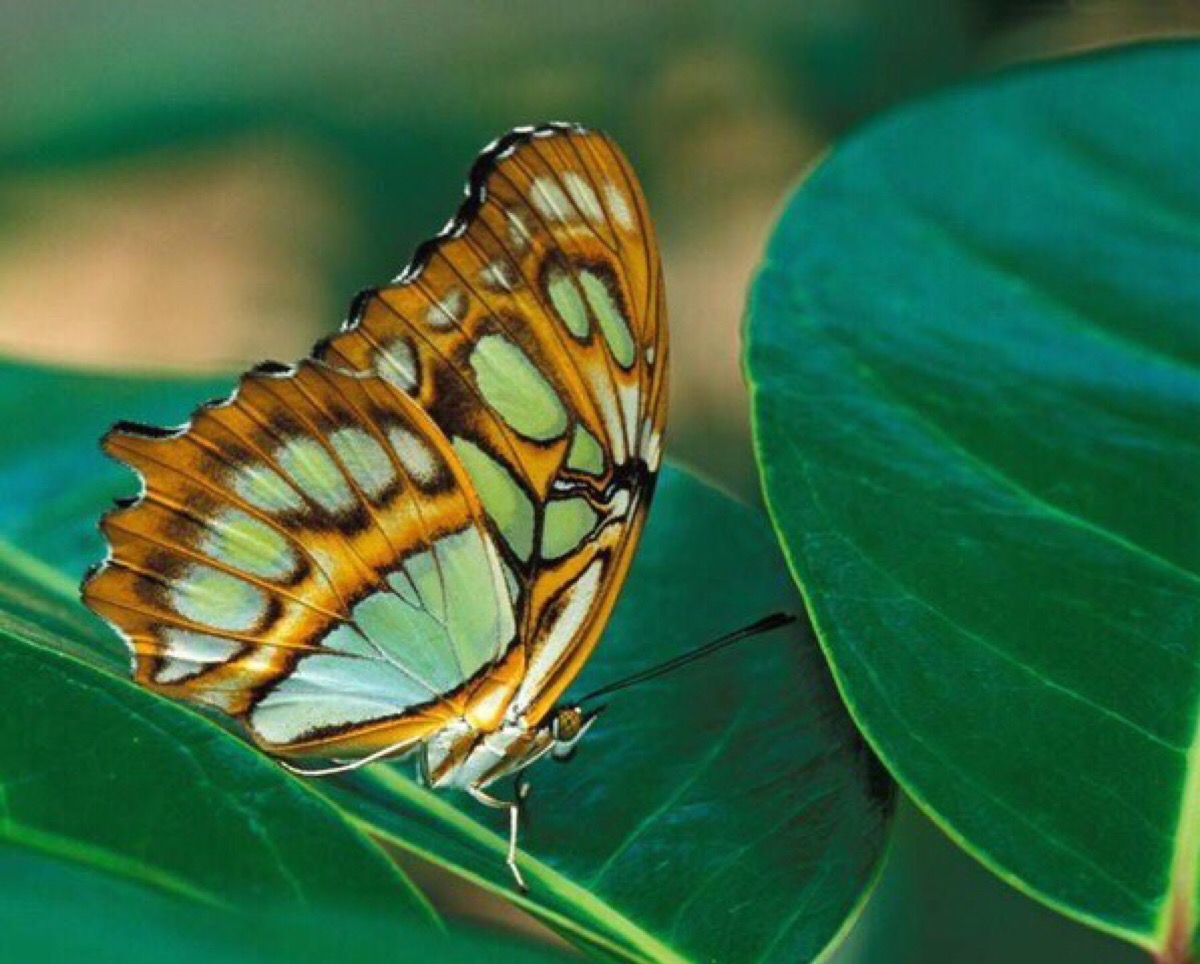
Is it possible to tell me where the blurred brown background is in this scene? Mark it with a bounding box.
[1,2,1195,959]
[5,0,1197,497]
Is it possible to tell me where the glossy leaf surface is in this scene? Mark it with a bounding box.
[0,541,433,928]
[331,468,895,963]
[0,359,894,962]
[747,41,1200,956]
[0,846,564,964]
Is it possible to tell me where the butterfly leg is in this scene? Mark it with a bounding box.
[515,771,532,806]
[512,773,533,839]
[469,785,528,892]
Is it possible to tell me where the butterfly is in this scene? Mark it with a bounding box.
[81,123,667,889]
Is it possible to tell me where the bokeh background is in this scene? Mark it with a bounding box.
[2,2,1195,960]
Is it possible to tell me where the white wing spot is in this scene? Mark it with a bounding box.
[564,172,603,224]
[514,559,604,713]
[249,652,432,745]
[330,426,395,499]
[506,210,532,253]
[641,421,663,471]
[425,288,466,329]
[481,259,517,292]
[171,564,268,633]
[609,488,632,518]
[605,181,636,231]
[232,464,304,514]
[376,337,419,390]
[584,365,627,464]
[155,629,241,684]
[200,508,297,580]
[276,436,357,513]
[617,381,640,453]
[532,176,572,222]
[388,425,441,486]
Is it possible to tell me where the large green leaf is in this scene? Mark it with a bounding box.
[0,845,565,964]
[832,803,1143,964]
[329,467,894,963]
[0,540,435,932]
[746,40,1200,957]
[0,358,894,962]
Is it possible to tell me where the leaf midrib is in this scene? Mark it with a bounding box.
[750,274,1200,948]
[0,816,227,908]
[754,439,1164,949]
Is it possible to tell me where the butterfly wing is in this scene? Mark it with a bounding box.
[316,123,667,727]
[82,360,521,760]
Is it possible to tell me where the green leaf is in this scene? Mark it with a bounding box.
[0,845,567,964]
[746,40,1200,958]
[0,543,435,931]
[834,803,1144,964]
[0,358,894,963]
[330,468,894,963]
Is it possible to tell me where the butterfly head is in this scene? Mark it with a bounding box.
[548,704,604,763]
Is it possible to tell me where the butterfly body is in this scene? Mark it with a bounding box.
[82,125,665,882]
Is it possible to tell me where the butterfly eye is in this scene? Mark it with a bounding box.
[550,705,601,762]
[551,721,579,762]
[552,707,581,741]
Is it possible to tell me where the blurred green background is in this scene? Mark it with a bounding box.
[1,2,1194,960]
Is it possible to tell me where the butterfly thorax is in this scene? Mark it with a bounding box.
[423,701,600,791]
[423,718,553,790]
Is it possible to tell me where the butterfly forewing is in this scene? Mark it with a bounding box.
[83,360,521,758]
[84,123,667,777]
[317,124,667,727]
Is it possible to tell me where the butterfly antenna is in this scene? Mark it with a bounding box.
[577,612,797,706]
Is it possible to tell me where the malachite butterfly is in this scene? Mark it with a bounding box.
[82,123,667,888]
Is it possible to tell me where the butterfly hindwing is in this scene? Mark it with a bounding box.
[317,123,667,726]
[82,360,519,758]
